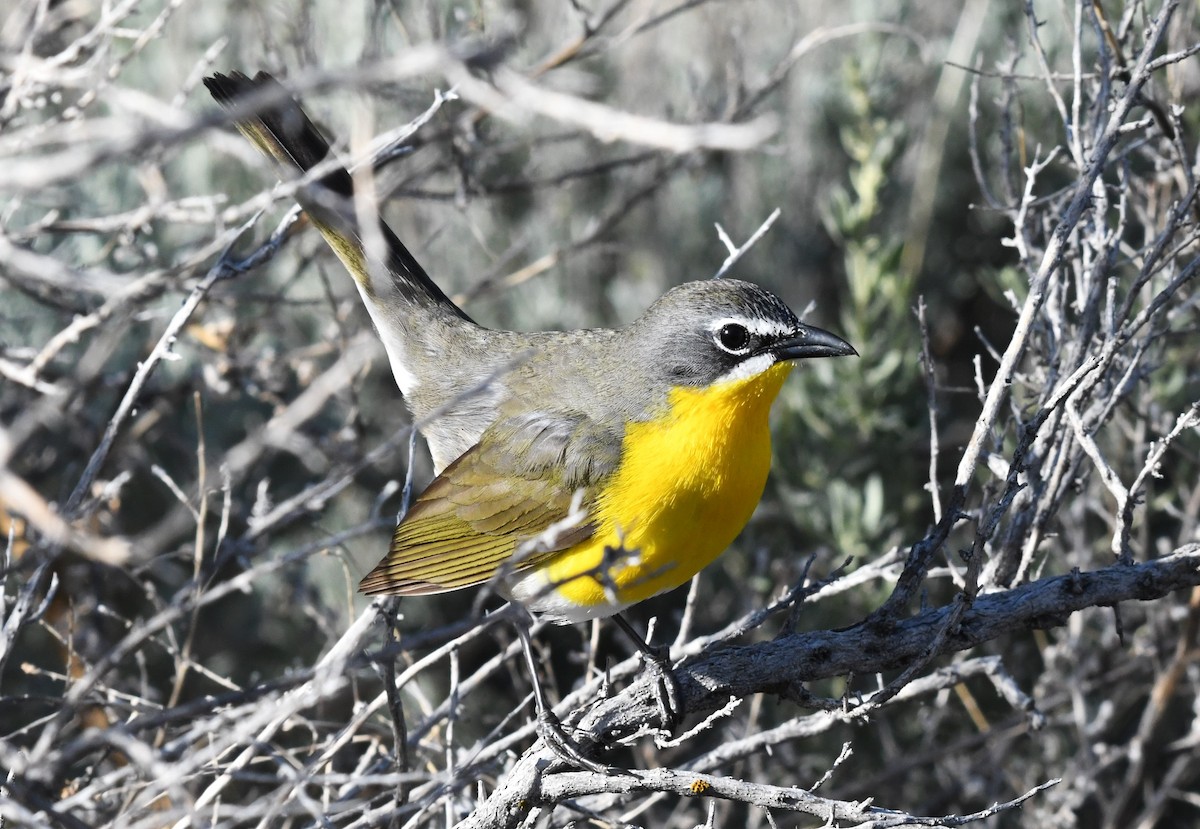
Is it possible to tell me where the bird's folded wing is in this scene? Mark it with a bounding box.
[359,410,621,595]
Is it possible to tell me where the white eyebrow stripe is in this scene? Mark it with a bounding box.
[709,316,795,338]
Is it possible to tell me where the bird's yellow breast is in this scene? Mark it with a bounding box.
[541,362,793,613]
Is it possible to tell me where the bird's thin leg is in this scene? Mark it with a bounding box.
[513,618,614,774]
[611,614,682,732]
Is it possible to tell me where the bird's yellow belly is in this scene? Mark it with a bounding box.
[536,362,792,619]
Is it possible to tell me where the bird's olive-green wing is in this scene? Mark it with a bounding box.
[358,410,621,596]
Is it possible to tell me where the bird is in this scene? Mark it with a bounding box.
[204,70,856,771]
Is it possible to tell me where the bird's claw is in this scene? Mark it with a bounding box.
[536,710,619,775]
[642,646,683,733]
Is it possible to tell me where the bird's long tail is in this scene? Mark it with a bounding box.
[204,71,470,323]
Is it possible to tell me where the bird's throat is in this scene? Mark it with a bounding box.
[535,362,793,619]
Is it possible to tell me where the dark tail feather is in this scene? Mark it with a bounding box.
[204,71,469,321]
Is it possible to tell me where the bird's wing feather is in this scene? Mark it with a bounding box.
[358,409,622,596]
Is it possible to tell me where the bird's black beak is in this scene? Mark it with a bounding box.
[771,323,858,360]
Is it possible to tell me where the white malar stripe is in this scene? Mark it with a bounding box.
[716,352,777,384]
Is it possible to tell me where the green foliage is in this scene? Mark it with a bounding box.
[4,1,1197,825]
[773,59,928,561]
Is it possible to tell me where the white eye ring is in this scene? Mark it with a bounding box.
[715,322,752,353]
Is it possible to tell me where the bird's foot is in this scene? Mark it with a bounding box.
[641,645,683,733]
[536,710,618,775]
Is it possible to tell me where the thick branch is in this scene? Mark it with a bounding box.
[464,547,1200,826]
[646,547,1199,720]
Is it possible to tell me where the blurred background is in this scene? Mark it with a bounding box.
[2,0,1198,826]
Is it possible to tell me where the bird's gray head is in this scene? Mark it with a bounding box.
[630,279,857,388]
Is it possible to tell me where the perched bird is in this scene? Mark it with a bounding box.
[205,71,856,770]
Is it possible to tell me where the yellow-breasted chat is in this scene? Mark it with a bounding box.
[205,71,856,770]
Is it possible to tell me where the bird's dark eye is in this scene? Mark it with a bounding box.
[715,322,751,353]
